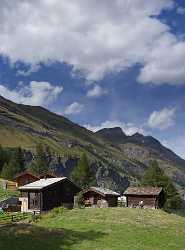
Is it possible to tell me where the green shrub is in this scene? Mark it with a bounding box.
[75,191,85,208]
[50,206,64,217]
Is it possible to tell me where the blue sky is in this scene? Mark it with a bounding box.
[0,0,185,158]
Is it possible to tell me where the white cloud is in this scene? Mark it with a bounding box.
[147,107,175,130]
[177,6,185,15]
[16,64,40,76]
[85,120,145,135]
[64,102,84,115]
[87,85,108,98]
[0,81,63,106]
[138,38,185,85]
[2,0,185,85]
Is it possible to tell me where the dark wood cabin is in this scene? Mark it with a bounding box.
[83,187,120,207]
[124,187,164,209]
[18,177,81,212]
[13,171,40,187]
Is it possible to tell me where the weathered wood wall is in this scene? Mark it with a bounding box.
[83,191,118,207]
[126,195,157,208]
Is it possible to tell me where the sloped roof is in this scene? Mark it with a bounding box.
[14,170,59,180]
[124,187,163,196]
[18,177,66,190]
[84,187,120,197]
[13,170,39,180]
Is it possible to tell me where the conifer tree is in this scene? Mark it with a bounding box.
[71,153,95,188]
[1,159,19,180]
[0,145,5,173]
[14,147,25,172]
[1,162,10,180]
[33,144,48,174]
[141,160,182,209]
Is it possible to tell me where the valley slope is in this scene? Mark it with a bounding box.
[0,96,185,195]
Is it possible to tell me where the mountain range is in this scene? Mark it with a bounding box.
[0,95,185,195]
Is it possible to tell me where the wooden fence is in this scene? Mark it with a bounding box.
[0,212,30,225]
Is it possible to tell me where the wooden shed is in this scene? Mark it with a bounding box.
[83,187,120,207]
[13,171,40,187]
[124,187,164,209]
[18,177,81,212]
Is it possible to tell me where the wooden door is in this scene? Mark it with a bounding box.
[28,192,40,210]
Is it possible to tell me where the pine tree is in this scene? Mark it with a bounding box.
[71,153,95,189]
[33,144,48,174]
[14,147,25,173]
[141,160,182,209]
[0,145,5,173]
[1,162,10,180]
[1,159,19,180]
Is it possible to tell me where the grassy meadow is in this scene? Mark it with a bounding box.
[0,207,185,250]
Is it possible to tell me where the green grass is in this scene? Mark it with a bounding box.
[0,208,185,250]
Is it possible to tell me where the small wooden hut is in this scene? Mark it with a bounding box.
[124,187,164,209]
[19,177,80,212]
[83,187,120,207]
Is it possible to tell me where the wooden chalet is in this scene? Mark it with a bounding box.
[83,187,120,207]
[13,171,40,187]
[18,177,81,212]
[124,187,164,209]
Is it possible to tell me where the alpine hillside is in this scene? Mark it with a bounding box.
[0,95,185,195]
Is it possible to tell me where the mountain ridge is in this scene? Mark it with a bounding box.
[96,127,185,168]
[0,95,185,194]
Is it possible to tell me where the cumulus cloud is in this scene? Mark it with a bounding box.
[2,0,185,84]
[177,6,185,15]
[147,107,175,130]
[87,85,108,98]
[85,120,145,135]
[0,81,63,106]
[16,64,41,76]
[64,102,84,115]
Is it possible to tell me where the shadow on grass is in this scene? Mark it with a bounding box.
[0,223,106,250]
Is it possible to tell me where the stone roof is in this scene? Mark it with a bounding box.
[84,187,120,196]
[124,187,163,196]
[18,177,66,190]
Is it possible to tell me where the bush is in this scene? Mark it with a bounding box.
[74,191,85,208]
[49,206,64,217]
